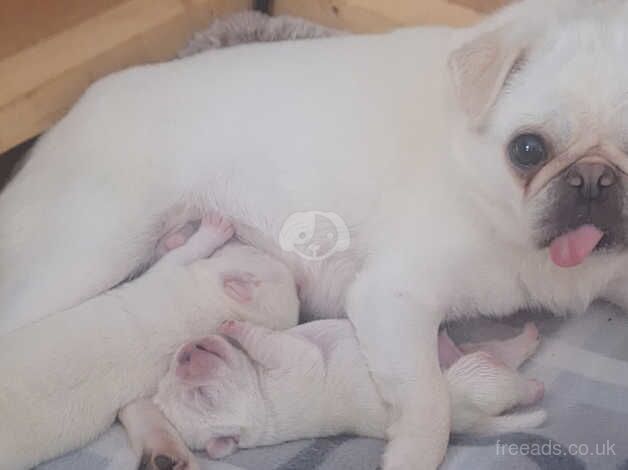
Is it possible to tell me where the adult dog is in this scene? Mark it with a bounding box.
[2,1,628,468]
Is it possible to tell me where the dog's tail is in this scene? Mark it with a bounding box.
[467,409,547,436]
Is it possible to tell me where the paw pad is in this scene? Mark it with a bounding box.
[154,455,177,470]
[139,453,180,470]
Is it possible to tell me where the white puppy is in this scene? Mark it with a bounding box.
[123,217,544,470]
[154,320,545,459]
[2,1,628,468]
[0,215,300,470]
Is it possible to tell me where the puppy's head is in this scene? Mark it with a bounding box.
[153,335,260,459]
[449,0,628,267]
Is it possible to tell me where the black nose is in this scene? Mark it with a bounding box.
[566,162,616,200]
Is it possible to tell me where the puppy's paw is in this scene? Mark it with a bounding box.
[201,211,235,244]
[154,222,199,258]
[138,450,198,470]
[519,322,541,358]
[136,430,199,470]
[382,435,441,470]
[521,378,545,406]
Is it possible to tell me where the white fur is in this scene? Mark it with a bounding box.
[2,1,628,468]
[154,320,545,456]
[0,231,299,469]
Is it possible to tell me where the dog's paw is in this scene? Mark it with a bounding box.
[201,211,235,244]
[382,436,434,470]
[138,451,198,470]
[136,429,199,470]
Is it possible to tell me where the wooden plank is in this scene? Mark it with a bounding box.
[0,0,252,154]
[272,0,505,32]
[0,0,127,59]
[451,0,508,14]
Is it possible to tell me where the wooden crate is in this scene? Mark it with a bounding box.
[0,0,252,154]
[273,0,508,32]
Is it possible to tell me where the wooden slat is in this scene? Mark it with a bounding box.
[0,0,252,154]
[451,0,508,14]
[0,0,128,59]
[272,0,500,32]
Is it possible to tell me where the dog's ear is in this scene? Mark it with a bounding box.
[448,25,526,127]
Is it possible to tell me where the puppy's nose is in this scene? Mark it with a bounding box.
[176,342,213,366]
[566,162,616,200]
[177,346,193,366]
[176,336,230,367]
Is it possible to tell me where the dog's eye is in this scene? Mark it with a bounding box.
[508,133,548,168]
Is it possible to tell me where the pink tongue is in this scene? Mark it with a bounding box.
[549,225,604,268]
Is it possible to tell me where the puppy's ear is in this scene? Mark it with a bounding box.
[222,271,260,303]
[206,436,239,459]
[448,25,526,126]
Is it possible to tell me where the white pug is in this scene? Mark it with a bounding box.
[2,1,628,468]
[153,320,545,462]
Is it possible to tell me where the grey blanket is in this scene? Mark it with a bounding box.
[36,12,628,470]
[38,303,628,469]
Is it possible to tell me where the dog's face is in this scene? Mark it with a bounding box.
[153,335,259,455]
[449,0,628,267]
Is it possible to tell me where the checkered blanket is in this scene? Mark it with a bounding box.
[38,303,628,470]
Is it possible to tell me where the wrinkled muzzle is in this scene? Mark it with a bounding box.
[532,154,628,267]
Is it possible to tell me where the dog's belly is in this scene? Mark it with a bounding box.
[0,26,451,328]
[221,221,362,320]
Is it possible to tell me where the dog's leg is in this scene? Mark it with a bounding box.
[0,178,159,335]
[345,266,450,470]
[119,399,199,470]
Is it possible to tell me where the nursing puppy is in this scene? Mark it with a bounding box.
[3,1,628,468]
[0,215,300,470]
[126,218,544,469]
[154,320,545,460]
